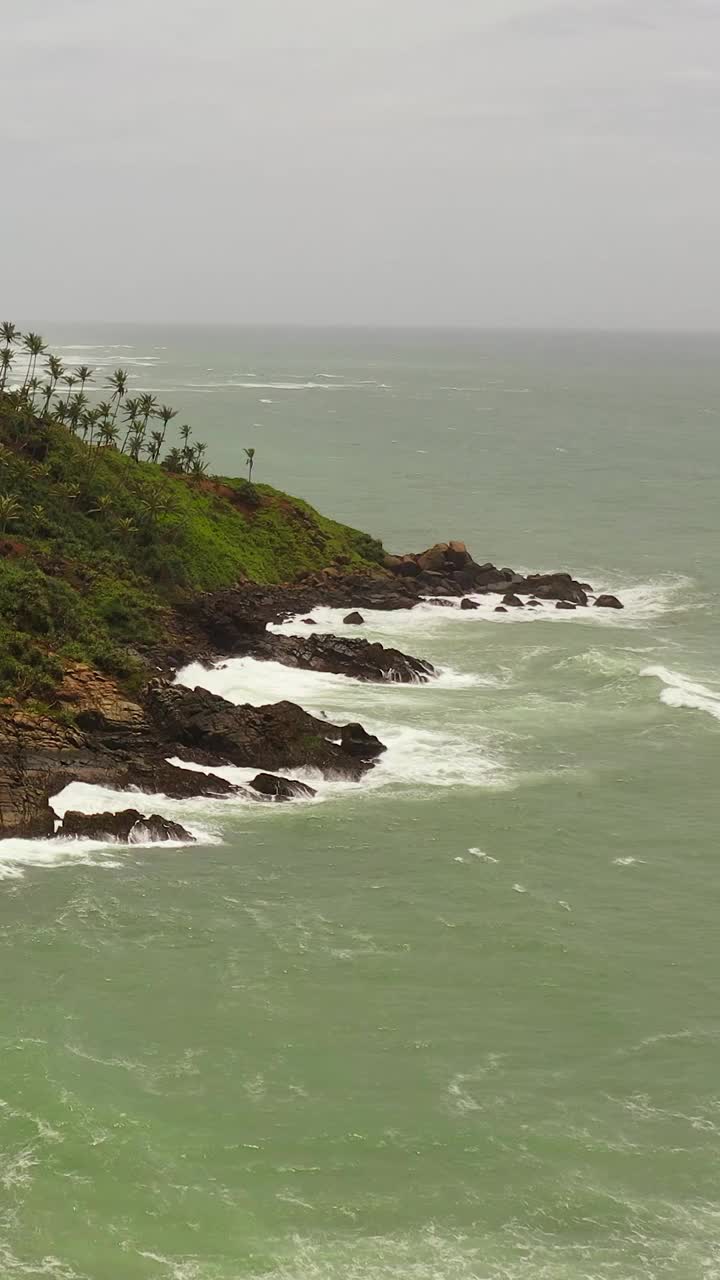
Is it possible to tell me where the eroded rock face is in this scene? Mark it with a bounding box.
[61,809,194,843]
[54,665,145,732]
[144,680,386,779]
[249,773,316,801]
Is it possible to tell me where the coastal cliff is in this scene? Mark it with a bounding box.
[0,364,620,841]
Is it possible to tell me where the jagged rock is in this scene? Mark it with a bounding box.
[340,723,386,759]
[117,760,239,800]
[503,593,525,608]
[61,809,194,843]
[460,598,478,610]
[145,680,385,779]
[249,632,434,683]
[595,594,624,609]
[343,611,365,625]
[249,773,316,801]
[520,573,588,606]
[555,601,576,610]
[0,709,102,840]
[384,554,421,577]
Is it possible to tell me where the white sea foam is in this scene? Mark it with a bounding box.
[50,783,220,843]
[276,574,690,638]
[175,659,505,795]
[0,837,124,881]
[641,665,720,722]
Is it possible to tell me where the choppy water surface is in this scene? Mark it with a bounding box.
[1,329,719,1278]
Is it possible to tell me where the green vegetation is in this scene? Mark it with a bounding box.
[0,324,384,700]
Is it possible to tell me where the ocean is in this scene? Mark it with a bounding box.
[1,327,718,1278]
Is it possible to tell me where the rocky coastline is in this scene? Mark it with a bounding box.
[0,541,623,843]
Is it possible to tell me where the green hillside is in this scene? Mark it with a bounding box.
[0,393,383,702]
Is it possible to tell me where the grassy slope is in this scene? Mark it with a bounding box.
[0,399,384,700]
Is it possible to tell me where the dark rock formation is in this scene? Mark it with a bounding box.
[117,760,239,800]
[519,573,588,606]
[250,632,435,684]
[61,809,194,843]
[503,594,525,608]
[555,601,576,610]
[145,680,386,779]
[249,773,316,801]
[343,611,365,625]
[595,594,624,609]
[460,598,478,610]
[494,606,508,613]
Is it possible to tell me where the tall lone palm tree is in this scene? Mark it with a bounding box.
[244,447,256,482]
[108,368,128,422]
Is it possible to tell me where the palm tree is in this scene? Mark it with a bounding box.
[21,332,47,392]
[129,423,146,462]
[116,515,137,537]
[180,423,192,446]
[0,494,21,532]
[0,347,14,393]
[62,373,77,406]
[75,364,93,393]
[146,429,164,463]
[120,397,140,453]
[0,322,18,347]
[42,355,64,413]
[138,392,158,437]
[161,447,184,473]
[157,404,178,450]
[99,421,120,449]
[108,368,128,422]
[31,503,46,528]
[244,447,256,482]
[88,494,114,517]
[138,489,173,525]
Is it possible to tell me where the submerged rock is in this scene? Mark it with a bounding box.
[494,606,508,613]
[460,598,478,610]
[61,809,194,843]
[594,594,624,609]
[503,593,525,608]
[555,601,576,610]
[343,611,365,625]
[249,773,316,801]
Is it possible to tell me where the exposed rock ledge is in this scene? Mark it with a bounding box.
[0,673,386,841]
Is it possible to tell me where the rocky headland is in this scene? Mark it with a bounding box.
[0,539,624,843]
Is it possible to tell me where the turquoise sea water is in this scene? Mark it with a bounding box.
[1,329,719,1278]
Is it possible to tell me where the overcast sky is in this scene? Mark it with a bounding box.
[3,0,719,328]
